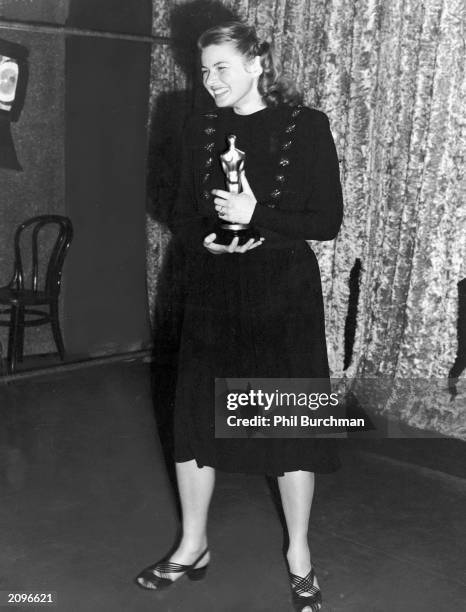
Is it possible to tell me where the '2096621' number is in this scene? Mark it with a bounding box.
[7,593,55,604]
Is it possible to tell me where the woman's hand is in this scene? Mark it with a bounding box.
[203,233,264,255]
[212,172,257,224]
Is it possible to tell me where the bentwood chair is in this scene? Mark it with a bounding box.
[0,215,73,374]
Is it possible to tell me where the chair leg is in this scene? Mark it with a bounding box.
[17,307,25,363]
[50,301,65,361]
[7,305,21,374]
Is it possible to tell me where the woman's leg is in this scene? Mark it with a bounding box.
[175,459,215,556]
[277,470,320,607]
[153,459,215,580]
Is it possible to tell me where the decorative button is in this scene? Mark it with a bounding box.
[291,107,303,118]
[285,123,296,134]
[270,189,281,199]
[205,157,213,168]
[204,126,216,135]
[281,140,292,151]
[279,157,290,167]
[204,142,215,152]
[204,113,218,119]
[202,190,210,199]
[266,202,277,208]
[202,172,210,183]
[275,174,285,183]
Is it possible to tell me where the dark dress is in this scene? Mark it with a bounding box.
[170,104,343,476]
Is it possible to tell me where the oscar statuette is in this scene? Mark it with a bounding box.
[213,134,261,246]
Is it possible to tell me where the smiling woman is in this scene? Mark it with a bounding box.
[137,20,343,612]
[200,42,264,114]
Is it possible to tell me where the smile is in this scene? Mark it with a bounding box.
[212,88,229,98]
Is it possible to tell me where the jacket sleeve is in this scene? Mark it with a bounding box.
[169,116,211,252]
[250,110,343,241]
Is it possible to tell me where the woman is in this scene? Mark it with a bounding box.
[136,21,343,612]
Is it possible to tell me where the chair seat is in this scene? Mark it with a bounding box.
[0,286,54,306]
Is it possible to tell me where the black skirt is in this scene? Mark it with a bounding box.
[173,240,341,476]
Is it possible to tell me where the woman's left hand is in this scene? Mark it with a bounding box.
[212,172,257,224]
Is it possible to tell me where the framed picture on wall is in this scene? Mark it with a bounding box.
[0,39,28,121]
[0,54,20,112]
[0,38,28,170]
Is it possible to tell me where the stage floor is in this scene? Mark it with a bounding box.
[0,358,465,611]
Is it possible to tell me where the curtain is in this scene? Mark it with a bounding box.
[148,0,466,438]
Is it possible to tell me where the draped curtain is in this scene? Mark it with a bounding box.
[148,0,466,438]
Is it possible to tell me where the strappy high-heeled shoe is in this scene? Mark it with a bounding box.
[135,548,209,590]
[288,566,322,612]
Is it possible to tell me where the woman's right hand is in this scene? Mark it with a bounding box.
[203,233,264,255]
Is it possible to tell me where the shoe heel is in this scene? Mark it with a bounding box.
[187,565,208,581]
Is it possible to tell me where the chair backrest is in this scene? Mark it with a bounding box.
[10,215,73,296]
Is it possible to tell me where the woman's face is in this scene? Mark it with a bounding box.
[201,42,261,111]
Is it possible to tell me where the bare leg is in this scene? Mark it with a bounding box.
[277,470,320,611]
[153,459,215,580]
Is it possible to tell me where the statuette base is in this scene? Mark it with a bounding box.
[212,222,261,246]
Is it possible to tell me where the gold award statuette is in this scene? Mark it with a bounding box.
[214,134,261,246]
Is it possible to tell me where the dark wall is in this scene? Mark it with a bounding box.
[0,1,152,361]
[0,1,68,24]
[64,35,151,357]
[67,0,152,35]
[0,28,65,356]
